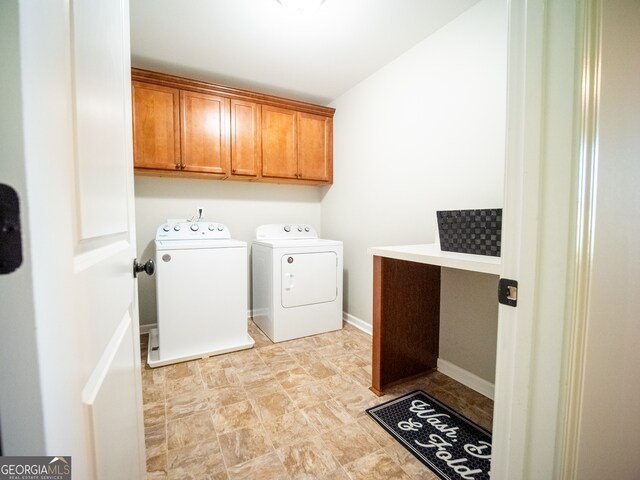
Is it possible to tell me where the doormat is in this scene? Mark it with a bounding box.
[366,390,492,480]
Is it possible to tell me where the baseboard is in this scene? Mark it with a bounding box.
[143,312,372,338]
[437,358,495,400]
[343,312,372,336]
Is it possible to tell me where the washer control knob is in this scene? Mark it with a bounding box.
[297,226,303,232]
[284,225,291,233]
[208,224,215,231]
[163,225,170,232]
[190,223,199,231]
[304,226,310,232]
[174,225,181,231]
[217,225,223,231]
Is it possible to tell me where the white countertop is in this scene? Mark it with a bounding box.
[368,243,501,275]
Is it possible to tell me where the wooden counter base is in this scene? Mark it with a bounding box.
[371,255,441,395]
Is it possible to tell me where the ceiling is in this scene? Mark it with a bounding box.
[129,0,481,105]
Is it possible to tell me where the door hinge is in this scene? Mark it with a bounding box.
[498,278,518,307]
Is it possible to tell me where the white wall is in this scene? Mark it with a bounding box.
[322,0,507,335]
[134,177,322,327]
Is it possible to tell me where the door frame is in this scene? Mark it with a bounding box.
[493,0,595,478]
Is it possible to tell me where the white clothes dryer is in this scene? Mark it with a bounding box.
[149,220,254,368]
[252,224,343,342]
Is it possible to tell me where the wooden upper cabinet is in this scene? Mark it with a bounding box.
[298,112,332,183]
[262,107,333,183]
[180,91,229,175]
[131,69,334,184]
[261,105,298,180]
[230,99,260,178]
[132,81,180,170]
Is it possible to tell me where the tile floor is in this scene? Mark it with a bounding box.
[141,321,493,480]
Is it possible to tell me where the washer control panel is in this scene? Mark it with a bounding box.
[156,221,230,241]
[255,224,317,240]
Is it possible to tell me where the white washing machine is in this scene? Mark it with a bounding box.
[148,220,254,368]
[252,224,343,342]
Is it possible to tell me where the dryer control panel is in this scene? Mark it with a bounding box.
[155,221,231,241]
[255,224,317,240]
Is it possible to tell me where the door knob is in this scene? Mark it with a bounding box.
[133,259,155,278]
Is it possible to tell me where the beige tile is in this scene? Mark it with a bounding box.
[382,441,439,480]
[277,436,339,480]
[279,337,316,354]
[166,390,211,421]
[166,411,216,450]
[142,320,494,480]
[199,355,234,372]
[228,349,265,370]
[202,367,240,389]
[333,386,381,419]
[143,383,165,404]
[164,361,199,380]
[356,415,397,449]
[208,384,247,409]
[326,351,369,372]
[242,375,287,399]
[285,381,333,411]
[164,374,206,399]
[235,364,275,385]
[166,439,225,480]
[344,366,372,388]
[226,452,289,480]
[263,409,319,449]
[211,400,260,434]
[251,391,297,422]
[146,451,167,475]
[343,449,412,480]
[303,359,339,380]
[275,366,316,390]
[320,422,381,466]
[321,467,351,479]
[144,401,166,428]
[302,399,353,433]
[218,425,273,468]
[145,423,167,460]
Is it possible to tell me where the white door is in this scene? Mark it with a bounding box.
[72,0,146,477]
[281,252,338,307]
[0,1,145,478]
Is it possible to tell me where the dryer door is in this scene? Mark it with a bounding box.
[281,252,337,308]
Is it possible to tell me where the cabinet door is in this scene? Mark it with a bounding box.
[230,99,260,178]
[298,112,332,183]
[132,81,180,170]
[261,105,298,179]
[180,90,230,175]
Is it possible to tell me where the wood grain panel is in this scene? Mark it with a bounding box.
[180,90,229,175]
[261,105,297,179]
[371,256,441,395]
[298,112,332,182]
[132,81,180,170]
[230,99,260,177]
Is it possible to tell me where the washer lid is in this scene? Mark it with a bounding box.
[155,221,231,241]
[155,238,246,250]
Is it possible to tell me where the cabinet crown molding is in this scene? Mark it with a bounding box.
[131,68,335,118]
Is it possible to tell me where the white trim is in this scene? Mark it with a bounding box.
[558,1,602,477]
[437,358,495,400]
[343,312,372,335]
